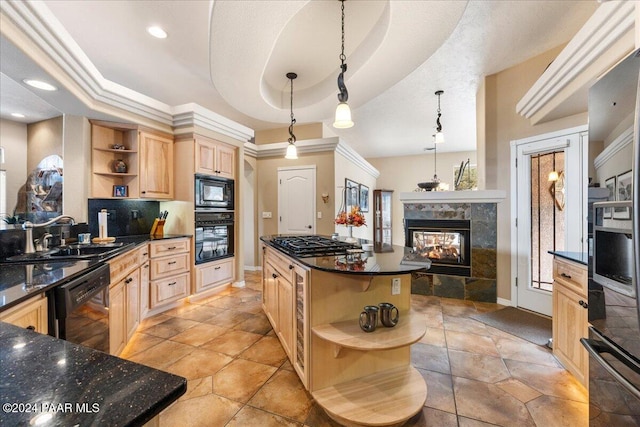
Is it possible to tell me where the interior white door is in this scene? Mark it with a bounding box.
[513,130,586,316]
[278,166,316,235]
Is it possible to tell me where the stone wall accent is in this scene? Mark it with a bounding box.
[406,201,498,302]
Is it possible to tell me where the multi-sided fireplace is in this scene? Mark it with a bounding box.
[404,219,471,276]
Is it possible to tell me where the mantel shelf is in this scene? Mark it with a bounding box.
[312,365,427,427]
[312,311,426,356]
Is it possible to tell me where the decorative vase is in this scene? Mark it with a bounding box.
[345,225,357,243]
[114,159,127,173]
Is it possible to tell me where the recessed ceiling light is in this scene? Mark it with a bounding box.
[23,79,57,91]
[147,26,167,39]
[11,113,25,118]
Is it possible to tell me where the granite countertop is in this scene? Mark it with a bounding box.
[261,235,430,275]
[548,251,589,266]
[0,322,186,426]
[0,234,191,313]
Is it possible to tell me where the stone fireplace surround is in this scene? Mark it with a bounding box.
[400,191,505,302]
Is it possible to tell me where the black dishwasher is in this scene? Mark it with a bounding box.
[54,263,111,353]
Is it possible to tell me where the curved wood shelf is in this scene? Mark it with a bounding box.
[312,365,427,427]
[94,172,137,177]
[312,311,425,356]
[93,147,138,153]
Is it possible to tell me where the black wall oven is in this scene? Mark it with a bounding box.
[195,211,234,265]
[195,175,234,210]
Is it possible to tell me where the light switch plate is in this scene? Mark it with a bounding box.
[262,212,272,219]
[317,211,322,219]
[392,278,401,295]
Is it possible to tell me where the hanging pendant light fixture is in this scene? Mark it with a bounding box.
[333,0,354,129]
[285,72,298,160]
[434,90,444,144]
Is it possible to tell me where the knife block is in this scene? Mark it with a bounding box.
[150,219,165,238]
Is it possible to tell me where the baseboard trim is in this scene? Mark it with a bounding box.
[497,297,512,307]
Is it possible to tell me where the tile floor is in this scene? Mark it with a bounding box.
[122,271,588,427]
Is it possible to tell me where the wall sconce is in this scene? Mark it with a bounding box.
[548,171,559,182]
[321,192,330,204]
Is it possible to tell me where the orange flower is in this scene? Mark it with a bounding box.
[335,206,366,227]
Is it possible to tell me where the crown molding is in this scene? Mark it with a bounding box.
[594,126,634,169]
[0,0,253,142]
[244,137,380,178]
[516,1,636,122]
[399,190,506,204]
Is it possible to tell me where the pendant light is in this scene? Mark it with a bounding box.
[333,0,354,129]
[285,72,298,160]
[434,90,444,144]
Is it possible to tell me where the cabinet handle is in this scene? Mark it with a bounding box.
[215,266,221,270]
[141,191,146,194]
[26,325,36,331]
[143,252,148,256]
[168,261,177,265]
[125,277,133,284]
[560,273,572,279]
[579,300,589,309]
[168,281,177,286]
[143,264,149,269]
[289,264,294,270]
[167,246,177,250]
[272,273,277,279]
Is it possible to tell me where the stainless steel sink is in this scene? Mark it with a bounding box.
[4,242,132,263]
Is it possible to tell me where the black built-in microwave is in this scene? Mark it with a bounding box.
[195,174,234,210]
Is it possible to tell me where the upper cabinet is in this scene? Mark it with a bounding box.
[139,131,174,199]
[195,136,236,180]
[91,120,174,200]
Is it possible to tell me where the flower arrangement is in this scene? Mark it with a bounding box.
[335,206,366,227]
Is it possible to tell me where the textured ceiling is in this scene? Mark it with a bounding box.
[2,0,599,158]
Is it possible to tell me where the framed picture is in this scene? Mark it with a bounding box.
[605,176,616,201]
[113,185,128,197]
[359,184,369,212]
[617,170,632,201]
[345,178,359,210]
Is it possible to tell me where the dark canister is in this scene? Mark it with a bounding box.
[359,305,379,332]
[379,302,399,327]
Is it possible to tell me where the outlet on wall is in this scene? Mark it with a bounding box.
[392,278,401,295]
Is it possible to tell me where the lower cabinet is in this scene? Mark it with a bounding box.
[552,257,589,388]
[194,257,234,294]
[277,274,294,359]
[109,280,127,356]
[126,270,140,341]
[140,260,150,320]
[150,273,189,308]
[0,294,48,334]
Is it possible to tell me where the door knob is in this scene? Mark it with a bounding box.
[307,225,312,229]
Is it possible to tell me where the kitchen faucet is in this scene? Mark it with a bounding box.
[22,215,75,254]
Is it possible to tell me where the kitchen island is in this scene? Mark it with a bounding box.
[261,235,430,427]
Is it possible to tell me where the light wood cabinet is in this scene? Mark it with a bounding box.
[140,260,150,320]
[277,273,294,359]
[139,131,174,199]
[109,279,127,356]
[148,238,190,310]
[263,246,296,360]
[194,257,235,294]
[125,270,140,340]
[90,120,173,199]
[263,261,279,328]
[373,190,393,251]
[552,257,589,388]
[0,294,48,334]
[195,136,236,179]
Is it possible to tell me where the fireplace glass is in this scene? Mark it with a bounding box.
[410,230,465,265]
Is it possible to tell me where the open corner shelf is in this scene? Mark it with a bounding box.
[312,311,426,356]
[312,365,427,427]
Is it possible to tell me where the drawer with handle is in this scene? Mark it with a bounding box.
[553,258,587,296]
[149,239,189,258]
[150,252,189,280]
[150,272,189,308]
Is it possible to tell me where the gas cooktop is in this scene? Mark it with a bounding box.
[270,235,357,258]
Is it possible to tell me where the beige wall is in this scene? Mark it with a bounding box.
[27,116,63,172]
[63,115,91,222]
[256,150,336,240]
[368,150,477,246]
[482,45,588,302]
[0,119,28,217]
[255,123,323,144]
[334,153,378,241]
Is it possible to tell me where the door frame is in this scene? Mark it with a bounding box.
[509,125,588,314]
[277,165,316,235]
